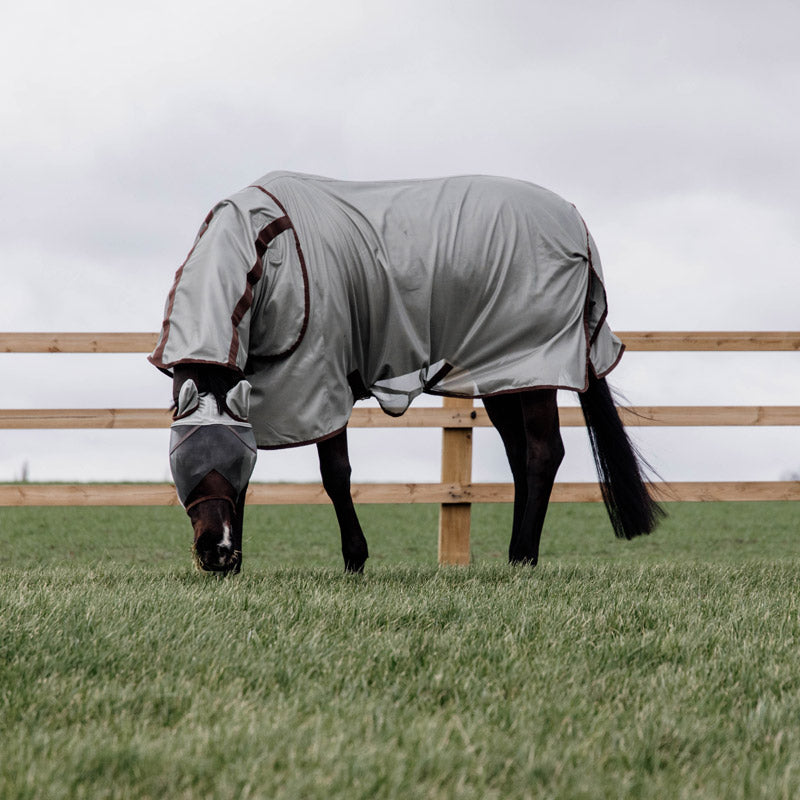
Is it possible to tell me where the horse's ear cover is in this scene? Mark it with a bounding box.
[226,381,252,421]
[175,379,200,419]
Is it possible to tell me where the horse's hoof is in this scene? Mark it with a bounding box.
[344,558,366,574]
[509,556,538,567]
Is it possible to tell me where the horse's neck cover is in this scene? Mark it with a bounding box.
[150,172,624,448]
[169,380,257,506]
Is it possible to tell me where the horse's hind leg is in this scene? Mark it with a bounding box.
[484,390,564,565]
[317,429,369,573]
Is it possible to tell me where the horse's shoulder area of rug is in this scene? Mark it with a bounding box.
[252,170,331,191]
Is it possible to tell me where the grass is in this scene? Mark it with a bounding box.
[3,501,799,569]
[1,501,799,798]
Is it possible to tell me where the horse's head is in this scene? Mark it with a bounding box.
[169,378,257,574]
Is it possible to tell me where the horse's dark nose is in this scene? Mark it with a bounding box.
[216,541,234,566]
[193,528,240,574]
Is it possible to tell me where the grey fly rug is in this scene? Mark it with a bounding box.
[149,172,624,448]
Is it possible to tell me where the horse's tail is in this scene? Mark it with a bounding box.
[578,370,664,539]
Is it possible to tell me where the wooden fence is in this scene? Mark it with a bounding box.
[2,332,799,564]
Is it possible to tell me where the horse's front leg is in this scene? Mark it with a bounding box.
[317,429,369,573]
[231,483,248,574]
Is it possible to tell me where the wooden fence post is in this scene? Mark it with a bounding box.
[438,397,474,565]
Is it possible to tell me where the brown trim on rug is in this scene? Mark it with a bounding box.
[227,215,292,365]
[149,209,215,369]
[256,424,349,450]
[423,361,454,390]
[258,215,292,247]
[249,184,312,361]
[594,342,626,379]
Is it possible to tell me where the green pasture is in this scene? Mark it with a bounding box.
[1,501,799,799]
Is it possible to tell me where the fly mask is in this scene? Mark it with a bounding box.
[169,379,258,506]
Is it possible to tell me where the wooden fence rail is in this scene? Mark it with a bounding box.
[2,331,799,564]
[4,331,800,353]
[2,481,799,508]
[3,405,800,429]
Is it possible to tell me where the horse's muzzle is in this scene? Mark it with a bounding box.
[193,532,241,575]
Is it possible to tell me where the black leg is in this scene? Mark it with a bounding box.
[231,483,248,574]
[317,429,369,573]
[484,390,564,565]
[483,393,528,550]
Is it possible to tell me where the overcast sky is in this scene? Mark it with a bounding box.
[2,0,799,485]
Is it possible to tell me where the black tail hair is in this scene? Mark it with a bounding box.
[578,370,665,539]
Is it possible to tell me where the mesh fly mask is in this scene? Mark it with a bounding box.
[169,380,257,506]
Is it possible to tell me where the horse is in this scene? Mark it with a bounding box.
[150,172,663,573]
